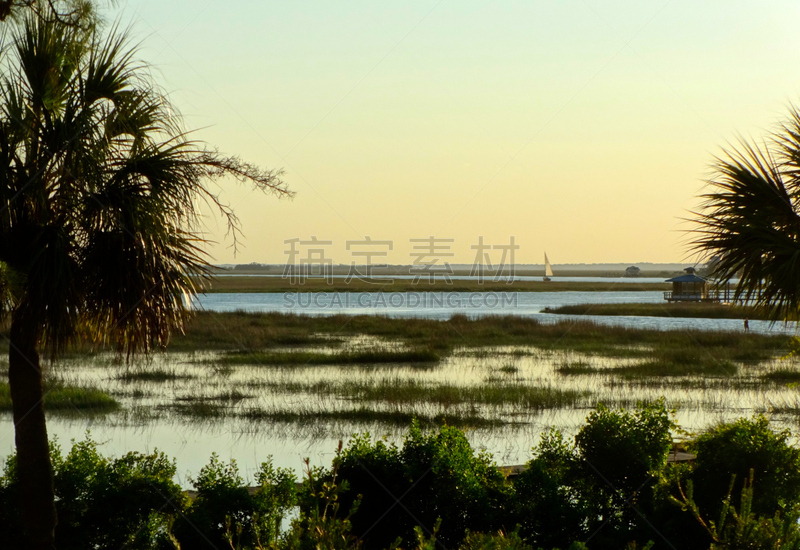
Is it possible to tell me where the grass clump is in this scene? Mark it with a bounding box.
[259,379,586,410]
[169,401,225,418]
[497,364,519,374]
[615,359,738,378]
[117,369,194,382]
[214,348,439,366]
[176,390,250,403]
[240,407,504,428]
[175,311,788,365]
[544,301,763,320]
[762,368,800,383]
[0,382,118,412]
[556,361,598,375]
[351,381,586,409]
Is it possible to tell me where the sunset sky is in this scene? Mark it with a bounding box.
[116,1,800,265]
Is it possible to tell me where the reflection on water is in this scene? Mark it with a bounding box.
[3,339,799,487]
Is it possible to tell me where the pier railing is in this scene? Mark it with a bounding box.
[664,289,733,302]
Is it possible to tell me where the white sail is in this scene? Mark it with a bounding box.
[544,253,554,278]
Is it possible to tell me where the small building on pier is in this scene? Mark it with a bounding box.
[664,267,709,302]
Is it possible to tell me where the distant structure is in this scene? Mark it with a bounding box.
[664,267,730,302]
[624,266,641,277]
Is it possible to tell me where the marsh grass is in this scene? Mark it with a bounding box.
[171,312,788,364]
[9,311,793,432]
[556,361,597,375]
[204,275,670,294]
[176,390,250,403]
[246,379,586,410]
[497,364,519,374]
[614,359,738,378]
[168,401,224,418]
[117,369,194,382]
[544,302,763,320]
[213,348,440,366]
[762,369,800,383]
[0,382,118,412]
[239,407,506,428]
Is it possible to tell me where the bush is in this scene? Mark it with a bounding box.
[512,429,589,549]
[688,415,800,518]
[676,470,800,550]
[458,529,533,550]
[173,454,297,550]
[514,401,673,549]
[285,450,362,550]
[335,421,512,550]
[0,435,183,550]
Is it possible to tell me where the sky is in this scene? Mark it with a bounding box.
[113,0,800,266]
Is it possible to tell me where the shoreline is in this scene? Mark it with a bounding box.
[201,276,671,293]
[544,302,772,321]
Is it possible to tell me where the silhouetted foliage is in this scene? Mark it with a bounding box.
[692,106,800,321]
[0,435,183,550]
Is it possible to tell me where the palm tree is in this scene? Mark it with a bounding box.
[0,13,290,549]
[692,107,800,322]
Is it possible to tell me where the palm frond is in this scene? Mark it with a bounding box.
[692,128,800,321]
[0,13,291,356]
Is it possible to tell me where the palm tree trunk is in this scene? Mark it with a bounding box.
[8,308,56,550]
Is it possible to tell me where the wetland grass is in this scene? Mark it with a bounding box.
[556,361,597,375]
[762,369,800,383]
[203,275,670,294]
[173,311,788,364]
[0,382,118,412]
[213,348,440,366]
[117,368,194,382]
[168,401,225,418]
[247,379,586,409]
[3,312,789,431]
[239,407,506,428]
[614,359,738,378]
[497,364,519,374]
[175,390,250,403]
[351,381,587,409]
[544,302,763,320]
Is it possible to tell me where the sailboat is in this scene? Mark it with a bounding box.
[543,253,553,282]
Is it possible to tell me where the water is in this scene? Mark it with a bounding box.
[4,336,799,488]
[195,292,795,335]
[2,290,795,487]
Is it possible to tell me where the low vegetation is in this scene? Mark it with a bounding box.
[213,348,440,366]
[545,302,767,320]
[170,311,786,362]
[257,379,586,409]
[204,276,670,293]
[3,405,799,550]
[0,382,118,413]
[3,312,788,426]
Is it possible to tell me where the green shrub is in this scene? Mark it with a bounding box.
[0,435,183,550]
[676,470,800,550]
[515,401,673,549]
[513,429,589,549]
[688,415,800,518]
[285,451,362,550]
[335,421,512,550]
[173,454,297,550]
[458,529,533,550]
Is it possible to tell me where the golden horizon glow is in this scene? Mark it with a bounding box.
[117,1,800,265]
